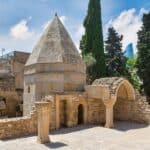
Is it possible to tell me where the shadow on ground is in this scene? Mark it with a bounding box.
[113,121,148,131]
[52,121,148,135]
[51,124,98,135]
[1,134,36,142]
[44,141,67,149]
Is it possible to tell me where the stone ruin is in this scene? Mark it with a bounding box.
[0,51,30,118]
[0,14,149,141]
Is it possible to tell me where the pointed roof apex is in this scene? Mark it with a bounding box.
[55,12,58,17]
[25,14,83,66]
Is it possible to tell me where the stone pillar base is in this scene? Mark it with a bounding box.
[37,136,50,144]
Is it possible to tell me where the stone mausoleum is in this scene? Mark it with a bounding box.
[23,14,150,129]
[0,14,149,140]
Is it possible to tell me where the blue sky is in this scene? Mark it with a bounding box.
[0,0,149,54]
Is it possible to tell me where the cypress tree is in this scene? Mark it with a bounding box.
[105,27,128,77]
[137,12,150,102]
[80,0,106,83]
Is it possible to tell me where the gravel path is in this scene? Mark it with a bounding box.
[0,121,150,150]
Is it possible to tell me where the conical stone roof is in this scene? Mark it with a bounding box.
[26,14,83,66]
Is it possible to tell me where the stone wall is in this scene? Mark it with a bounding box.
[48,94,105,129]
[0,77,15,91]
[0,111,37,139]
[114,91,150,124]
[0,91,149,140]
[131,92,150,124]
[0,91,20,118]
[87,99,105,124]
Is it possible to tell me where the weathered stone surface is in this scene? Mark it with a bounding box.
[0,111,37,139]
[23,15,86,115]
[85,85,110,100]
[0,51,30,118]
[0,13,150,141]
[36,101,51,143]
[0,88,150,140]
[25,15,83,66]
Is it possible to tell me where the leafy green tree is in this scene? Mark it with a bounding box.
[80,0,106,83]
[83,53,96,84]
[137,12,150,102]
[105,27,128,77]
[126,56,141,90]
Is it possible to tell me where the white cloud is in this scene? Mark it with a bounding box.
[10,19,33,40]
[105,8,147,52]
[0,17,39,52]
[0,33,39,53]
[74,25,85,50]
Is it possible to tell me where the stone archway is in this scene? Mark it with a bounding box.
[104,79,135,128]
[85,77,135,128]
[114,80,135,121]
[78,104,84,124]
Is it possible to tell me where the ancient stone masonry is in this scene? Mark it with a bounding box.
[93,77,125,95]
[23,14,86,115]
[36,101,51,143]
[0,91,19,117]
[0,76,15,91]
[0,15,150,140]
[0,82,150,139]
[86,77,150,127]
[131,91,150,124]
[0,51,30,118]
[0,110,37,139]
[0,51,30,91]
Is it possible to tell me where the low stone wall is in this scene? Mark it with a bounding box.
[0,111,37,139]
[114,93,150,124]
[132,93,150,124]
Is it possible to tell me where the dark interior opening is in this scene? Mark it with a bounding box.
[78,104,84,125]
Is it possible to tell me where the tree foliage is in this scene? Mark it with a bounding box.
[105,27,128,77]
[83,53,96,67]
[126,56,141,90]
[137,12,150,101]
[80,0,106,83]
[83,53,96,84]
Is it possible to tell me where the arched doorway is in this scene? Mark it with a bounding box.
[60,100,67,127]
[114,80,135,121]
[95,78,135,128]
[78,104,84,124]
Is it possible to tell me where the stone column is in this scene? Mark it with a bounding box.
[105,105,114,128]
[103,97,116,128]
[67,98,73,127]
[35,101,51,144]
[55,95,60,129]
